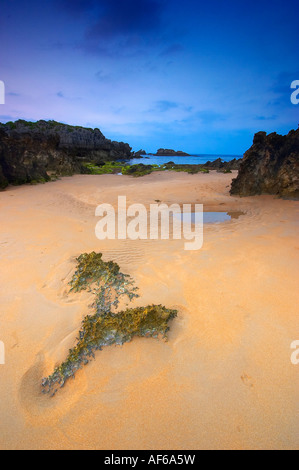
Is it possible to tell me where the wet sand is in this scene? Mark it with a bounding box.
[0,171,298,450]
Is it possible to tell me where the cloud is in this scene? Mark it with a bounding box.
[57,0,172,57]
[255,115,277,121]
[55,91,82,102]
[0,115,16,122]
[59,0,96,15]
[159,43,184,57]
[147,101,193,116]
[86,0,163,39]
[194,110,228,124]
[155,100,179,112]
[95,70,111,82]
[59,0,164,38]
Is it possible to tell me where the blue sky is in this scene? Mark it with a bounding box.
[0,0,298,154]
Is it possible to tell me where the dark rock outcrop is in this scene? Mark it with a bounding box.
[0,129,80,187]
[0,120,132,188]
[132,149,147,157]
[154,148,190,156]
[204,157,242,172]
[230,129,299,198]
[0,159,7,189]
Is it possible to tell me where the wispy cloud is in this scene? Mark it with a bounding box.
[58,0,96,15]
[0,115,16,122]
[58,0,173,57]
[155,100,179,112]
[95,70,112,82]
[194,110,229,124]
[159,44,184,57]
[254,115,277,121]
[55,91,82,102]
[86,0,163,39]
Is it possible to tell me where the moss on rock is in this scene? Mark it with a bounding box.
[42,252,177,396]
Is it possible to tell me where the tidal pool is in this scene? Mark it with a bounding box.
[174,211,244,224]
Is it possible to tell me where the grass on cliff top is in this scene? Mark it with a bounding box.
[2,119,95,132]
[42,252,177,396]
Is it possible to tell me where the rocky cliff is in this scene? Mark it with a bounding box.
[0,120,132,188]
[230,129,299,198]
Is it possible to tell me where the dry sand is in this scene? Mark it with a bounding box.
[0,171,298,450]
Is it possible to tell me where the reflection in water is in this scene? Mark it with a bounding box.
[175,211,245,224]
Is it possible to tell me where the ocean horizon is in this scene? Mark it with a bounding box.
[128,154,242,166]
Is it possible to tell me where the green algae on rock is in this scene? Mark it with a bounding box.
[42,252,177,396]
[69,252,139,313]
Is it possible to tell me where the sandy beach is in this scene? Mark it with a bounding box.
[0,171,298,450]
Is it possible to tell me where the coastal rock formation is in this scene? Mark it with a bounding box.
[0,120,132,188]
[132,149,147,157]
[230,129,299,198]
[0,129,63,187]
[154,148,190,156]
[204,157,242,172]
[0,162,7,189]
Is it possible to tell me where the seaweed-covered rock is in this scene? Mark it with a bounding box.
[230,129,299,198]
[122,163,154,176]
[42,252,177,395]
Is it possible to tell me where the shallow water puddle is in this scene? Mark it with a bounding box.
[174,211,244,224]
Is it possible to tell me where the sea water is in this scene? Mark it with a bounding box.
[127,154,242,166]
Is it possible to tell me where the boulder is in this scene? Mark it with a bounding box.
[230,129,299,198]
[133,149,147,157]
